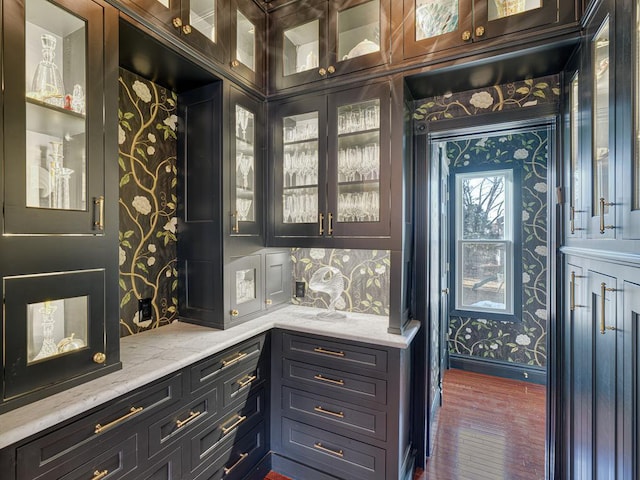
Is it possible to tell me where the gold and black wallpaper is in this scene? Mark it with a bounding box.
[118,69,179,336]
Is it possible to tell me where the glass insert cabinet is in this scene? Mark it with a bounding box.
[270,81,391,243]
[1,0,119,412]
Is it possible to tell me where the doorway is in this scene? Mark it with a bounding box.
[419,120,554,478]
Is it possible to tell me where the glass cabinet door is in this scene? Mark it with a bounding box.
[568,71,584,238]
[230,88,261,237]
[476,0,558,40]
[226,255,262,321]
[230,0,264,87]
[4,0,105,234]
[179,0,227,63]
[122,0,181,26]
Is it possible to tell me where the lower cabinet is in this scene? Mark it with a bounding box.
[2,333,270,480]
[270,330,414,480]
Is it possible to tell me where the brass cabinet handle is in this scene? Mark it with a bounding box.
[327,65,335,74]
[314,374,344,386]
[570,271,576,312]
[314,406,344,418]
[475,25,485,37]
[224,452,248,475]
[318,68,327,76]
[319,213,325,235]
[266,299,273,305]
[93,352,106,364]
[94,196,104,231]
[221,414,247,434]
[222,351,247,367]
[600,282,617,334]
[328,212,334,235]
[462,30,471,41]
[237,374,257,388]
[599,197,615,234]
[231,59,240,68]
[232,211,239,233]
[172,17,183,28]
[176,410,201,429]
[95,406,144,434]
[313,347,345,357]
[230,309,239,317]
[92,470,109,480]
[182,24,192,35]
[313,442,344,457]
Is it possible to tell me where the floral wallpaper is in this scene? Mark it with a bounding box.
[290,248,390,316]
[118,69,179,336]
[447,131,548,367]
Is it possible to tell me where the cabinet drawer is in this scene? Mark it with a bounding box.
[190,335,265,393]
[53,434,138,480]
[281,418,385,480]
[282,386,386,442]
[147,387,219,459]
[282,332,388,374]
[187,388,266,476]
[283,359,387,405]
[222,359,267,408]
[17,374,182,480]
[132,447,182,480]
[193,421,268,480]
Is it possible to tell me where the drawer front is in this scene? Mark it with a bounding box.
[190,335,265,393]
[222,360,267,408]
[187,388,266,476]
[133,447,182,480]
[147,387,219,459]
[283,359,387,405]
[18,374,183,480]
[281,418,385,480]
[282,386,386,441]
[192,421,268,480]
[282,333,388,374]
[56,434,138,480]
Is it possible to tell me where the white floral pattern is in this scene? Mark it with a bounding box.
[132,80,152,103]
[470,91,494,109]
[132,195,152,215]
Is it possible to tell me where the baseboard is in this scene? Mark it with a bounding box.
[449,354,546,385]
[269,453,340,480]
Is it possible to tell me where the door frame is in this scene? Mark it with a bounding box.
[412,104,561,479]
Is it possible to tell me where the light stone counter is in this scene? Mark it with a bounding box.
[0,305,419,449]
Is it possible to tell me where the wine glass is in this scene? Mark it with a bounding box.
[237,153,253,189]
[237,108,250,141]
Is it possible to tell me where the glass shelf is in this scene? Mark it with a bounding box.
[26,99,85,137]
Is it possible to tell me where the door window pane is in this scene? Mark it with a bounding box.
[283,20,319,76]
[415,0,459,41]
[459,242,507,311]
[488,0,542,21]
[190,0,216,41]
[461,174,506,239]
[338,0,380,61]
[236,10,255,71]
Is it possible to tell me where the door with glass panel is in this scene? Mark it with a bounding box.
[3,0,105,234]
[230,0,264,87]
[474,0,557,39]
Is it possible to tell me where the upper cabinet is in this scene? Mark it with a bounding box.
[403,0,572,60]
[230,0,265,86]
[268,0,390,91]
[269,81,392,247]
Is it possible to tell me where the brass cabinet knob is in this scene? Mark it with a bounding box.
[182,24,192,35]
[231,59,240,68]
[230,309,239,317]
[327,65,335,74]
[318,68,327,76]
[93,352,106,364]
[172,17,183,28]
[266,299,273,305]
[462,30,472,41]
[475,25,485,37]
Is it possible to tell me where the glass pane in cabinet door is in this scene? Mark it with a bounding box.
[338,0,380,61]
[282,112,319,223]
[27,297,88,364]
[415,0,459,41]
[488,0,542,21]
[25,0,86,211]
[235,105,255,222]
[235,269,256,305]
[635,6,640,210]
[283,20,319,76]
[593,19,610,213]
[190,0,216,41]
[337,99,380,223]
[570,73,582,232]
[237,10,255,71]
[157,0,169,6]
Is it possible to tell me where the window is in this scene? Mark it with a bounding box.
[453,168,520,321]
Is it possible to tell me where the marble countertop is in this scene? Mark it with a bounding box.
[0,305,419,449]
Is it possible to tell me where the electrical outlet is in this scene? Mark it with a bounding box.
[295,281,306,298]
[139,298,152,321]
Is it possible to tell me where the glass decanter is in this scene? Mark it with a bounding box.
[31,34,65,106]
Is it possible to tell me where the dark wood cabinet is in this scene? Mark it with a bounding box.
[268,0,390,91]
[269,80,392,247]
[0,0,121,413]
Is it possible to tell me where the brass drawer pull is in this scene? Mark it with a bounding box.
[600,283,617,334]
[176,410,201,429]
[314,374,344,386]
[95,406,143,434]
[222,351,248,367]
[314,347,345,357]
[314,406,344,418]
[92,469,109,480]
[237,374,257,388]
[224,452,248,475]
[221,414,247,434]
[313,442,344,457]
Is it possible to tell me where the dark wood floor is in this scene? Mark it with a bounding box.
[265,369,546,480]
